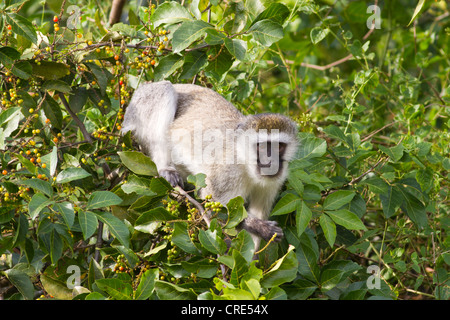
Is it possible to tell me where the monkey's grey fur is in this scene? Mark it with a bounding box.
[122,81,298,251]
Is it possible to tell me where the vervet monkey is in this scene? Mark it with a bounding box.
[122,81,298,251]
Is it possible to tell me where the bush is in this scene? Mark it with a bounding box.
[0,0,448,300]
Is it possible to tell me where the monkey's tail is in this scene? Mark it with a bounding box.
[121,81,178,170]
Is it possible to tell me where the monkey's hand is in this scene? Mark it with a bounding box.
[241,216,284,243]
[159,168,184,188]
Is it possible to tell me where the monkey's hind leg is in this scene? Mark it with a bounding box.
[122,81,183,187]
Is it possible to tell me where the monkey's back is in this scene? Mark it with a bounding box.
[172,84,244,131]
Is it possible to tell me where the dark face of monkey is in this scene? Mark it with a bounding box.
[256,141,287,177]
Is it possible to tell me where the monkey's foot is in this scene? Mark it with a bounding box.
[241,217,284,243]
[159,169,184,188]
[260,220,284,242]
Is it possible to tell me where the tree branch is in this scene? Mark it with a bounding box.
[108,0,126,26]
[173,186,210,227]
[58,93,93,143]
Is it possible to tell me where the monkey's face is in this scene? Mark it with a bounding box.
[256,141,287,177]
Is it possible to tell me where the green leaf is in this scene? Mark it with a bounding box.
[95,278,133,300]
[135,268,158,300]
[154,54,184,81]
[172,222,200,254]
[42,80,72,94]
[198,228,227,255]
[297,234,320,283]
[4,268,35,300]
[40,273,73,300]
[284,278,317,300]
[380,186,403,219]
[31,61,71,80]
[323,190,356,210]
[397,186,428,228]
[205,29,226,45]
[187,173,207,190]
[87,191,123,209]
[0,46,20,69]
[261,245,298,288]
[49,146,58,177]
[320,260,362,292]
[5,13,37,44]
[95,211,130,248]
[13,213,28,247]
[11,60,32,80]
[151,1,192,27]
[205,45,234,81]
[361,176,389,194]
[54,202,75,229]
[179,50,208,80]
[249,19,284,47]
[296,201,312,236]
[223,1,247,34]
[407,0,426,26]
[297,133,327,160]
[379,143,404,162]
[121,175,156,197]
[118,151,158,176]
[155,280,197,300]
[172,20,213,53]
[0,107,23,144]
[15,152,37,175]
[16,178,53,197]
[50,229,63,264]
[78,210,98,240]
[224,38,247,61]
[252,3,290,26]
[416,167,433,193]
[310,27,330,44]
[85,62,113,96]
[230,230,255,263]
[181,258,218,279]
[320,214,336,247]
[42,95,63,130]
[271,193,301,216]
[226,196,247,229]
[88,256,105,289]
[229,249,249,286]
[135,207,177,225]
[241,278,261,300]
[28,193,53,220]
[56,167,91,184]
[325,209,367,230]
[323,125,347,142]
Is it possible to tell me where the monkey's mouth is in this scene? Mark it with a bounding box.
[257,159,283,177]
[257,160,272,168]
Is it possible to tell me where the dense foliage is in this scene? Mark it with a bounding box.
[0,0,448,300]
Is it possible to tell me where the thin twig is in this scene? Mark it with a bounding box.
[94,221,104,263]
[173,186,210,227]
[58,93,93,143]
[361,122,396,143]
[348,156,388,186]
